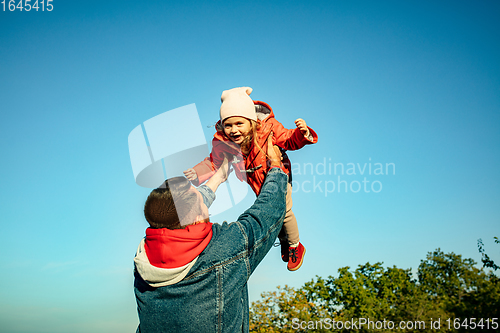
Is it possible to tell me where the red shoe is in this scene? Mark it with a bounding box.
[280,239,289,262]
[287,243,306,271]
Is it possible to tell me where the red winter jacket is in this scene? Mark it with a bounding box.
[191,101,318,195]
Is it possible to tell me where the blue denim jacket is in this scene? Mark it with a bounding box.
[134,168,288,333]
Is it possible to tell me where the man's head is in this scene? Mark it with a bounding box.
[144,177,209,229]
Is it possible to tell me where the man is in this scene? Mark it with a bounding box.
[134,136,287,332]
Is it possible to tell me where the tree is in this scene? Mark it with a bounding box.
[250,285,331,332]
[477,237,499,271]
[302,262,445,332]
[418,248,500,321]
[250,249,500,332]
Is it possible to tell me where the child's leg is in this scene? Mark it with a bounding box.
[279,183,305,271]
[278,183,300,246]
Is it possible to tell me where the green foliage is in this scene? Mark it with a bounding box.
[250,248,500,333]
[249,285,330,332]
[419,249,500,320]
[478,237,499,271]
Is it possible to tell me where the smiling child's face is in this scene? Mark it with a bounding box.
[223,116,252,145]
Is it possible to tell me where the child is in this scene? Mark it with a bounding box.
[184,87,318,271]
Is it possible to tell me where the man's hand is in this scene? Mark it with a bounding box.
[215,156,231,183]
[295,118,310,138]
[267,132,282,168]
[183,168,199,182]
[205,156,231,193]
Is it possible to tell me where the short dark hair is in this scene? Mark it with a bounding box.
[144,177,204,229]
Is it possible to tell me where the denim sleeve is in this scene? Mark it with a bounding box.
[235,167,288,274]
[196,185,216,209]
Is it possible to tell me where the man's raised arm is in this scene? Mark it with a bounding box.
[196,156,231,209]
[235,133,288,273]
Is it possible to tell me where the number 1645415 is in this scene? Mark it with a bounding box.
[2,0,54,11]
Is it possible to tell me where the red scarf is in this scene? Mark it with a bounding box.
[144,223,213,268]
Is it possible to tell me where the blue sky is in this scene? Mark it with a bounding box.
[1,1,499,332]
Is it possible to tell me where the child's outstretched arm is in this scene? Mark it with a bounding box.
[270,118,318,151]
[183,157,216,186]
[183,139,228,186]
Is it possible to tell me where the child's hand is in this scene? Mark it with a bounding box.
[183,168,198,182]
[295,118,310,138]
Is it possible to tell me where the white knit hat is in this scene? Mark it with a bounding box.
[220,87,257,122]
